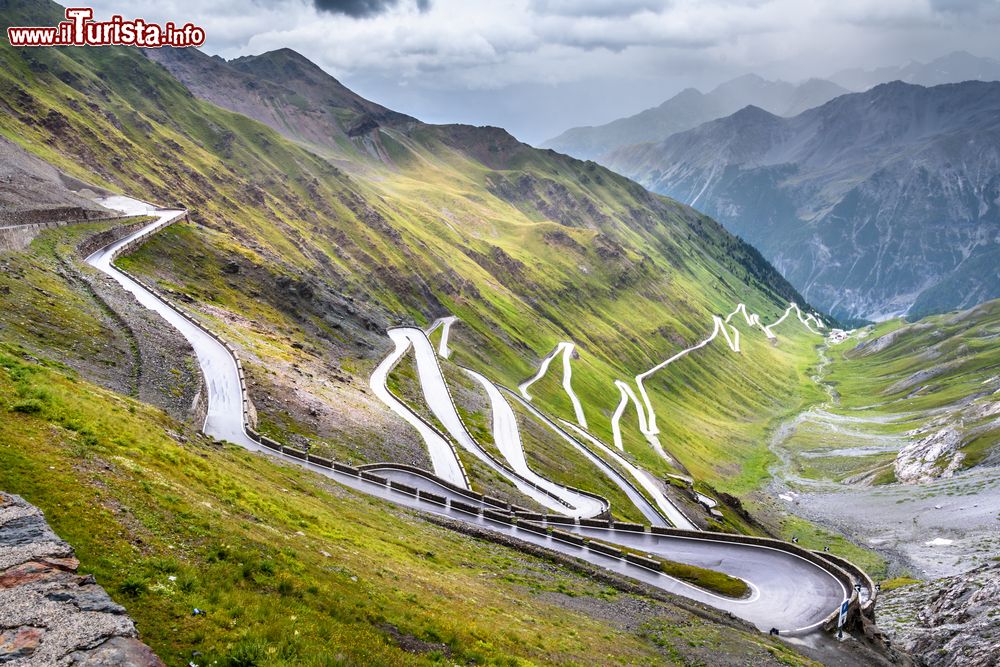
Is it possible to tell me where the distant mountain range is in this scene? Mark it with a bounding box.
[543,52,1000,166]
[541,74,848,161]
[604,81,1000,323]
[830,51,1000,92]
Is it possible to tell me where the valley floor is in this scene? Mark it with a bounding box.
[761,323,999,599]
[767,464,1000,579]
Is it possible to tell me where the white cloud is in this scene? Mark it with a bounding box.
[84,0,1000,141]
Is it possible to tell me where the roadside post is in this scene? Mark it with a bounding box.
[836,599,850,638]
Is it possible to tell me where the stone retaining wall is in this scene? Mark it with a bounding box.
[0,209,113,252]
[75,216,152,258]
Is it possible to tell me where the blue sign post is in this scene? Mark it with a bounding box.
[837,599,850,638]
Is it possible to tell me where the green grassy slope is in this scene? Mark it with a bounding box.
[825,301,1000,474]
[0,215,145,385]
[1,0,828,510]
[0,345,818,667]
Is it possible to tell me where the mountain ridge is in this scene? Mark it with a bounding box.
[605,80,1000,322]
[541,75,849,162]
[0,0,827,508]
[830,50,1000,91]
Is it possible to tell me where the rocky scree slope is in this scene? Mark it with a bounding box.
[145,46,416,165]
[877,563,1000,667]
[0,492,163,666]
[605,80,1000,324]
[0,136,109,229]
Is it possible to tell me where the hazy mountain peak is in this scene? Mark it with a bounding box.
[711,73,772,95]
[607,80,1000,323]
[830,50,1000,91]
[730,104,778,121]
[666,87,704,105]
[542,73,846,161]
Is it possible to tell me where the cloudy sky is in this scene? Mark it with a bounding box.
[88,0,1000,143]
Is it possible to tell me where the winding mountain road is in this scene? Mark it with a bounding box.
[610,302,825,456]
[764,303,824,338]
[370,329,469,487]
[560,420,696,530]
[86,199,253,449]
[463,367,608,517]
[82,196,856,637]
[518,341,588,428]
[374,326,602,516]
[426,315,457,359]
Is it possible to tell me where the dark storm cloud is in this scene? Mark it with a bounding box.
[312,0,429,18]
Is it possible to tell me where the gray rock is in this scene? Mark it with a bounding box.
[0,493,162,667]
[877,563,1000,666]
[65,637,165,667]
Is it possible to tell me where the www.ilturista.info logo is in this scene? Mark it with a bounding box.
[7,7,206,47]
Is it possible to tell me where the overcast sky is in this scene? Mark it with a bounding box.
[88,0,1000,144]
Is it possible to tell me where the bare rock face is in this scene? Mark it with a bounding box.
[878,563,1000,667]
[0,493,164,667]
[893,424,965,484]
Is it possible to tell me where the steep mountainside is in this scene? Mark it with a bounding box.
[150,48,835,497]
[145,46,415,164]
[1,0,832,511]
[606,81,1000,323]
[0,1,856,662]
[541,74,847,162]
[831,50,1000,92]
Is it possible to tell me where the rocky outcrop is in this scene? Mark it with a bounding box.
[893,389,1000,483]
[893,425,964,483]
[0,493,164,667]
[878,564,1000,667]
